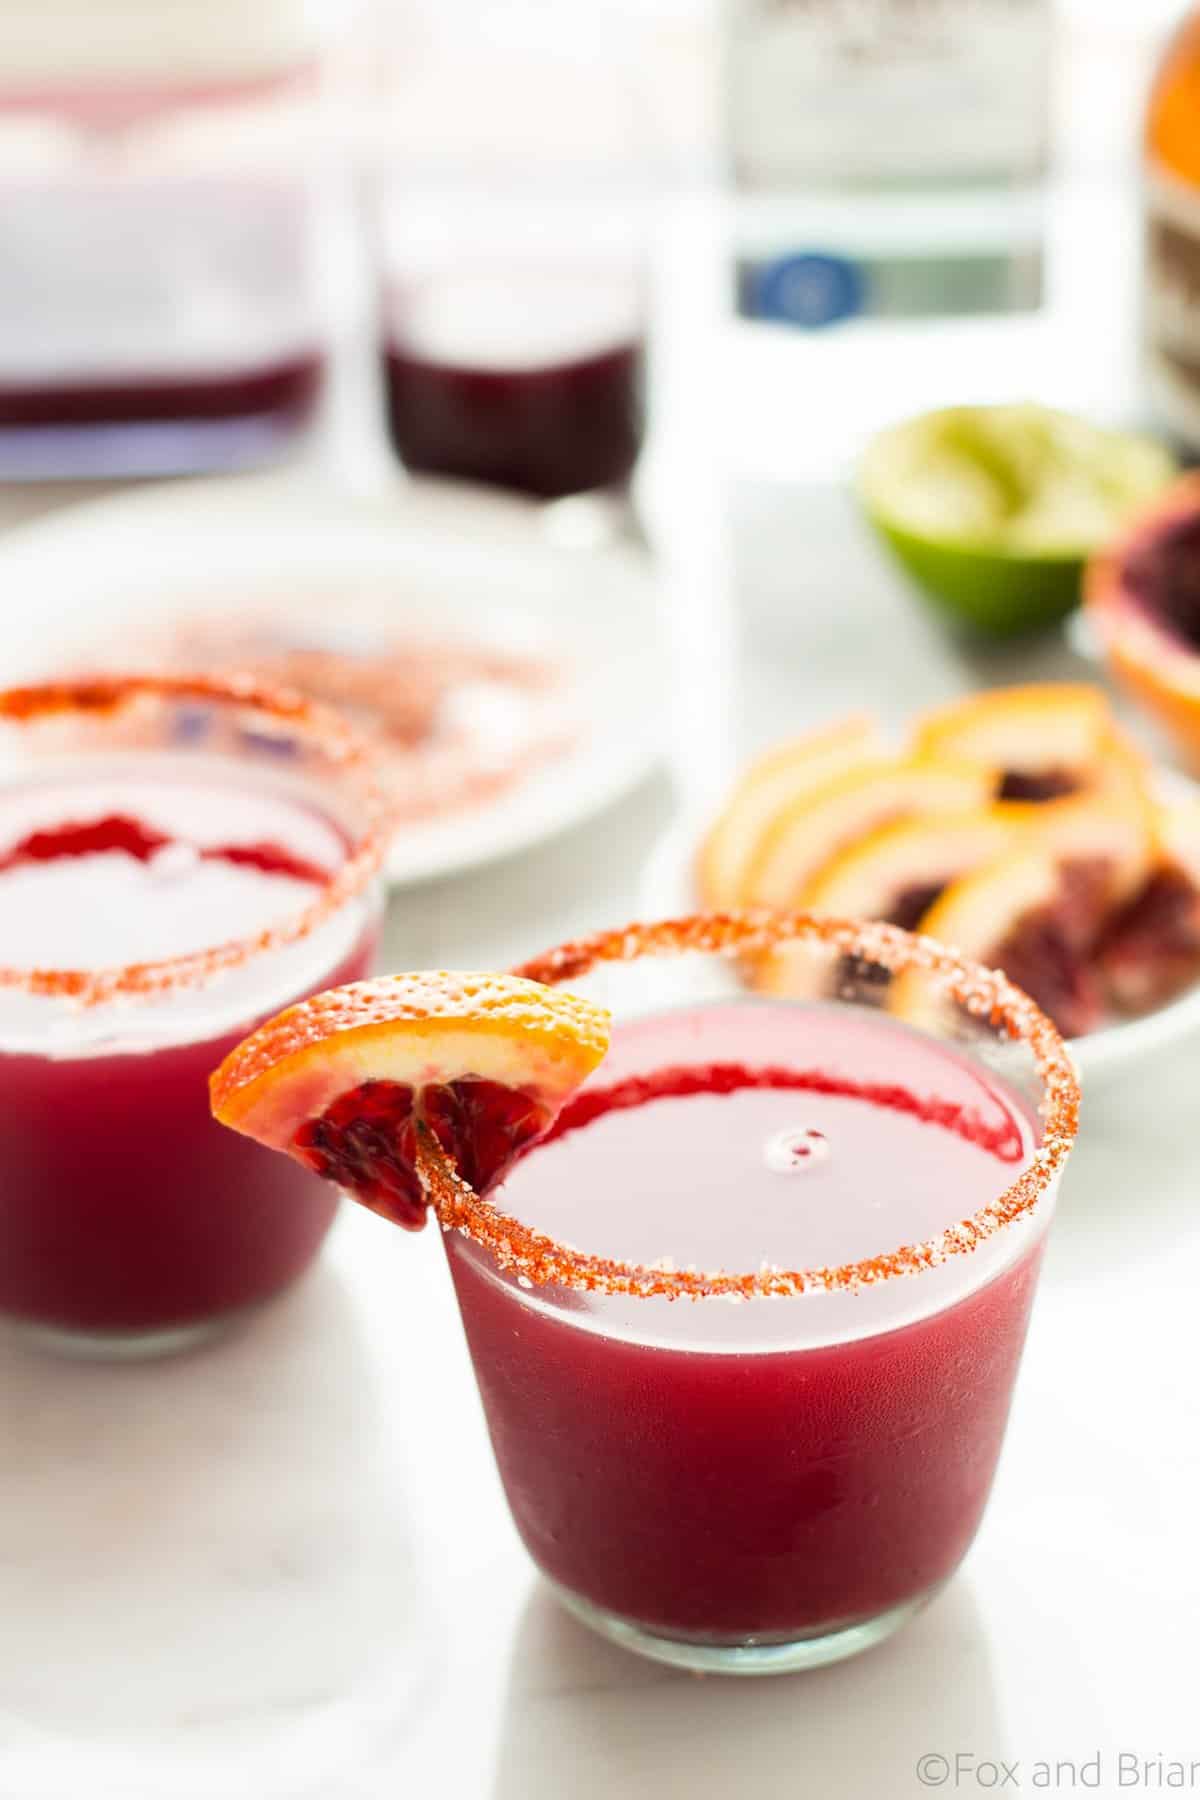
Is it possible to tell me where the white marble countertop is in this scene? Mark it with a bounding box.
[1,171,1198,1797]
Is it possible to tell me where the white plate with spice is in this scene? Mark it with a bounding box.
[0,474,668,888]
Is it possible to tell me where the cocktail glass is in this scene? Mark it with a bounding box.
[0,673,388,1356]
[423,912,1079,1674]
[372,52,647,502]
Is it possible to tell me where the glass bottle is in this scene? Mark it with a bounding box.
[724,0,1053,329]
[1145,5,1200,457]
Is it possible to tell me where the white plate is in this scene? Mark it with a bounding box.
[639,792,1200,1086]
[0,473,668,887]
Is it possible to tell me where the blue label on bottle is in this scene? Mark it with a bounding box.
[750,253,866,328]
[738,245,1043,326]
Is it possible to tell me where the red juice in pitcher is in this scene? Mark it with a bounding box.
[0,353,324,477]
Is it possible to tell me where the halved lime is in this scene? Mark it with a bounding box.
[858,404,1176,636]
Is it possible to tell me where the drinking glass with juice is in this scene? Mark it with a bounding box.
[380,263,644,501]
[0,674,386,1356]
[211,912,1078,1673]
[372,49,647,501]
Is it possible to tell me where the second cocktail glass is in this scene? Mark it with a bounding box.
[0,673,387,1356]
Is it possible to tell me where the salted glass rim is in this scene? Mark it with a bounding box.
[0,672,391,1007]
[418,911,1081,1301]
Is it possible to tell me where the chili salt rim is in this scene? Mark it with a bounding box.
[0,672,391,1006]
[416,910,1080,1300]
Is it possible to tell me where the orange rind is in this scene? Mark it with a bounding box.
[889,793,1157,1038]
[211,971,610,1229]
[695,715,883,908]
[754,806,1020,998]
[1022,790,1155,908]
[742,757,997,909]
[890,847,1100,1036]
[1095,794,1200,1015]
[910,683,1115,800]
[799,806,1022,923]
[1086,474,1200,774]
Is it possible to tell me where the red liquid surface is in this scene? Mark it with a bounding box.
[0,353,323,432]
[382,270,644,498]
[0,773,376,1336]
[446,1001,1047,1643]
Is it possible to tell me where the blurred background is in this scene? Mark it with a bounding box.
[0,0,1194,852]
[0,0,1186,507]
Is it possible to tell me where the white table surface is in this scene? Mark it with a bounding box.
[1,181,1198,1798]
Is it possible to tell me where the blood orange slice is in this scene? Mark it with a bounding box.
[888,794,1154,1038]
[1085,474,1200,774]
[742,756,997,909]
[909,683,1114,801]
[910,683,1159,832]
[1095,797,1200,1014]
[889,848,1097,1037]
[210,972,610,1230]
[696,714,884,908]
[751,807,1021,1000]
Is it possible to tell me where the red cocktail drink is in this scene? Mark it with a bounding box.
[448,1003,1040,1647]
[0,676,386,1355]
[205,912,1077,1673]
[0,354,323,477]
[381,269,644,499]
[431,916,1079,1672]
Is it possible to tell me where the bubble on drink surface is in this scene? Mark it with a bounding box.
[764,1127,829,1175]
[149,842,200,882]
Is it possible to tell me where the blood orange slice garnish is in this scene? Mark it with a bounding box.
[210,972,610,1230]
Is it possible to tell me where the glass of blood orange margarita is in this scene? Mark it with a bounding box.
[0,673,387,1356]
[420,916,1079,1674]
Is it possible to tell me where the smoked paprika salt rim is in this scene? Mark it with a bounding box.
[416,910,1081,1301]
[0,672,391,1006]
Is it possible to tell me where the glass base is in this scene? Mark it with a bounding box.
[5,1311,244,1363]
[547,1579,940,1676]
[538,484,644,552]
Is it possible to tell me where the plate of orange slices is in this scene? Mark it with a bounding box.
[645,683,1200,1080]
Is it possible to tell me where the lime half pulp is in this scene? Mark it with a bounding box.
[859,404,1176,636]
